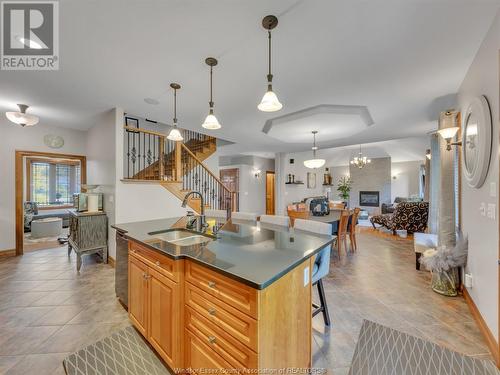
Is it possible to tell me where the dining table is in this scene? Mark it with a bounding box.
[308,208,354,235]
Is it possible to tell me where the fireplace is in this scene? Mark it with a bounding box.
[359,191,380,207]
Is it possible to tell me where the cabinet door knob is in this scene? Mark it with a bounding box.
[155,261,160,266]
[208,307,216,316]
[208,281,216,288]
[208,336,216,344]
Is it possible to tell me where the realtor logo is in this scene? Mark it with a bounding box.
[1,1,59,70]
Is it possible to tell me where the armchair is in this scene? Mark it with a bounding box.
[370,202,429,234]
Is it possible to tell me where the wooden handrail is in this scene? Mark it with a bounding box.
[123,126,166,138]
[180,143,233,195]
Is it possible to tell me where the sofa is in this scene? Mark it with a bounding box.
[381,197,423,214]
[24,201,72,231]
[370,201,429,234]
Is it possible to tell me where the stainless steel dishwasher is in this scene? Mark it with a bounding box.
[115,230,129,308]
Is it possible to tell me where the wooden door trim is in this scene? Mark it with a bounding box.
[15,150,86,256]
[265,171,275,215]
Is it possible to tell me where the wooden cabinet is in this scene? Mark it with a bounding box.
[128,248,182,369]
[149,267,181,367]
[128,240,312,372]
[128,255,148,336]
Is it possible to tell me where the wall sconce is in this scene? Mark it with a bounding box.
[253,169,262,178]
[425,149,431,160]
[438,126,462,151]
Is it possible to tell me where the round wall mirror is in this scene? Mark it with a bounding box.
[462,95,492,188]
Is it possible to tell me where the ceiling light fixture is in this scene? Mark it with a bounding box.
[6,104,39,127]
[202,57,221,130]
[258,15,283,112]
[304,131,325,169]
[167,83,183,141]
[350,145,371,169]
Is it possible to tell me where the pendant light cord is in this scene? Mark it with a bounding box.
[173,88,177,125]
[267,31,273,85]
[209,65,214,110]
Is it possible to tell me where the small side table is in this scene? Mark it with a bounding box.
[68,211,108,271]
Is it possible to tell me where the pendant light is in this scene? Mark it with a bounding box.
[6,104,39,127]
[202,57,221,130]
[167,83,183,141]
[304,131,325,169]
[350,145,371,169]
[258,15,283,112]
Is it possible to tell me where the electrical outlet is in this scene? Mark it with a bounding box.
[488,203,496,220]
[303,266,310,287]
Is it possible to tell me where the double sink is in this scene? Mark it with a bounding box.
[148,228,215,247]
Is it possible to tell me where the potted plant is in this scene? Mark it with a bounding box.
[420,233,468,297]
[337,176,352,206]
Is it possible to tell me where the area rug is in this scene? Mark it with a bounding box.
[349,320,499,375]
[63,326,171,375]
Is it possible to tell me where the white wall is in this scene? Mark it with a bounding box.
[86,109,117,257]
[114,108,188,227]
[391,160,424,201]
[0,120,87,252]
[458,10,500,341]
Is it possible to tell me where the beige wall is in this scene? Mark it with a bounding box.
[458,10,500,341]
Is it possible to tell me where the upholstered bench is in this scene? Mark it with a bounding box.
[414,232,437,270]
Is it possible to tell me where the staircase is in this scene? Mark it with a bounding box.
[123,125,236,215]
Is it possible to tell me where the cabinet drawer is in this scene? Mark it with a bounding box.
[186,306,257,369]
[185,282,258,352]
[129,241,181,282]
[184,329,235,372]
[185,261,258,317]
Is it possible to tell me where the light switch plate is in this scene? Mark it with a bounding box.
[491,182,497,198]
[304,266,310,287]
[480,202,486,216]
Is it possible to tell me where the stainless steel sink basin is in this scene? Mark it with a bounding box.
[148,229,214,246]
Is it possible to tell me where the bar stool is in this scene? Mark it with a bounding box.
[259,214,290,227]
[231,212,258,221]
[294,218,332,326]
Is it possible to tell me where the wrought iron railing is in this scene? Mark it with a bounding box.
[181,144,237,216]
[123,126,175,180]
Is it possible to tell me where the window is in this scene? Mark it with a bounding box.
[28,159,81,207]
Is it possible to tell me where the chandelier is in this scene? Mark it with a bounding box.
[350,145,371,169]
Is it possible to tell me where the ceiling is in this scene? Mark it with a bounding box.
[0,0,498,156]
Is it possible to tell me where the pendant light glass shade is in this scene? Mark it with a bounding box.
[258,90,283,112]
[304,158,326,169]
[258,15,283,112]
[304,131,325,169]
[167,83,183,141]
[202,112,221,130]
[6,104,39,127]
[167,126,183,141]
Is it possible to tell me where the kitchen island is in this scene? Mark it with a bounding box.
[113,216,334,373]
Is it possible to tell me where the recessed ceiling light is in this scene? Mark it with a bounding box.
[15,35,43,49]
[144,98,159,105]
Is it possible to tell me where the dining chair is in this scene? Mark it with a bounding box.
[337,209,351,255]
[231,212,258,221]
[287,209,309,226]
[349,207,361,251]
[205,209,228,219]
[293,218,332,326]
[259,214,290,227]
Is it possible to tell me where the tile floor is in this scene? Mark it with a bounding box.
[0,229,492,374]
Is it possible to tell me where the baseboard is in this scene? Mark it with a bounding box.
[108,256,115,268]
[463,287,499,366]
[0,249,16,258]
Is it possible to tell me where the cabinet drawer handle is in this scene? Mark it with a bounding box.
[208,336,216,344]
[155,261,160,266]
[208,307,216,316]
[208,281,216,288]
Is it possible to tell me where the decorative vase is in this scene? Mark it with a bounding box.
[430,267,459,297]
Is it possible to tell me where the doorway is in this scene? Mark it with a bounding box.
[266,171,275,215]
[220,168,239,211]
[15,150,86,255]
